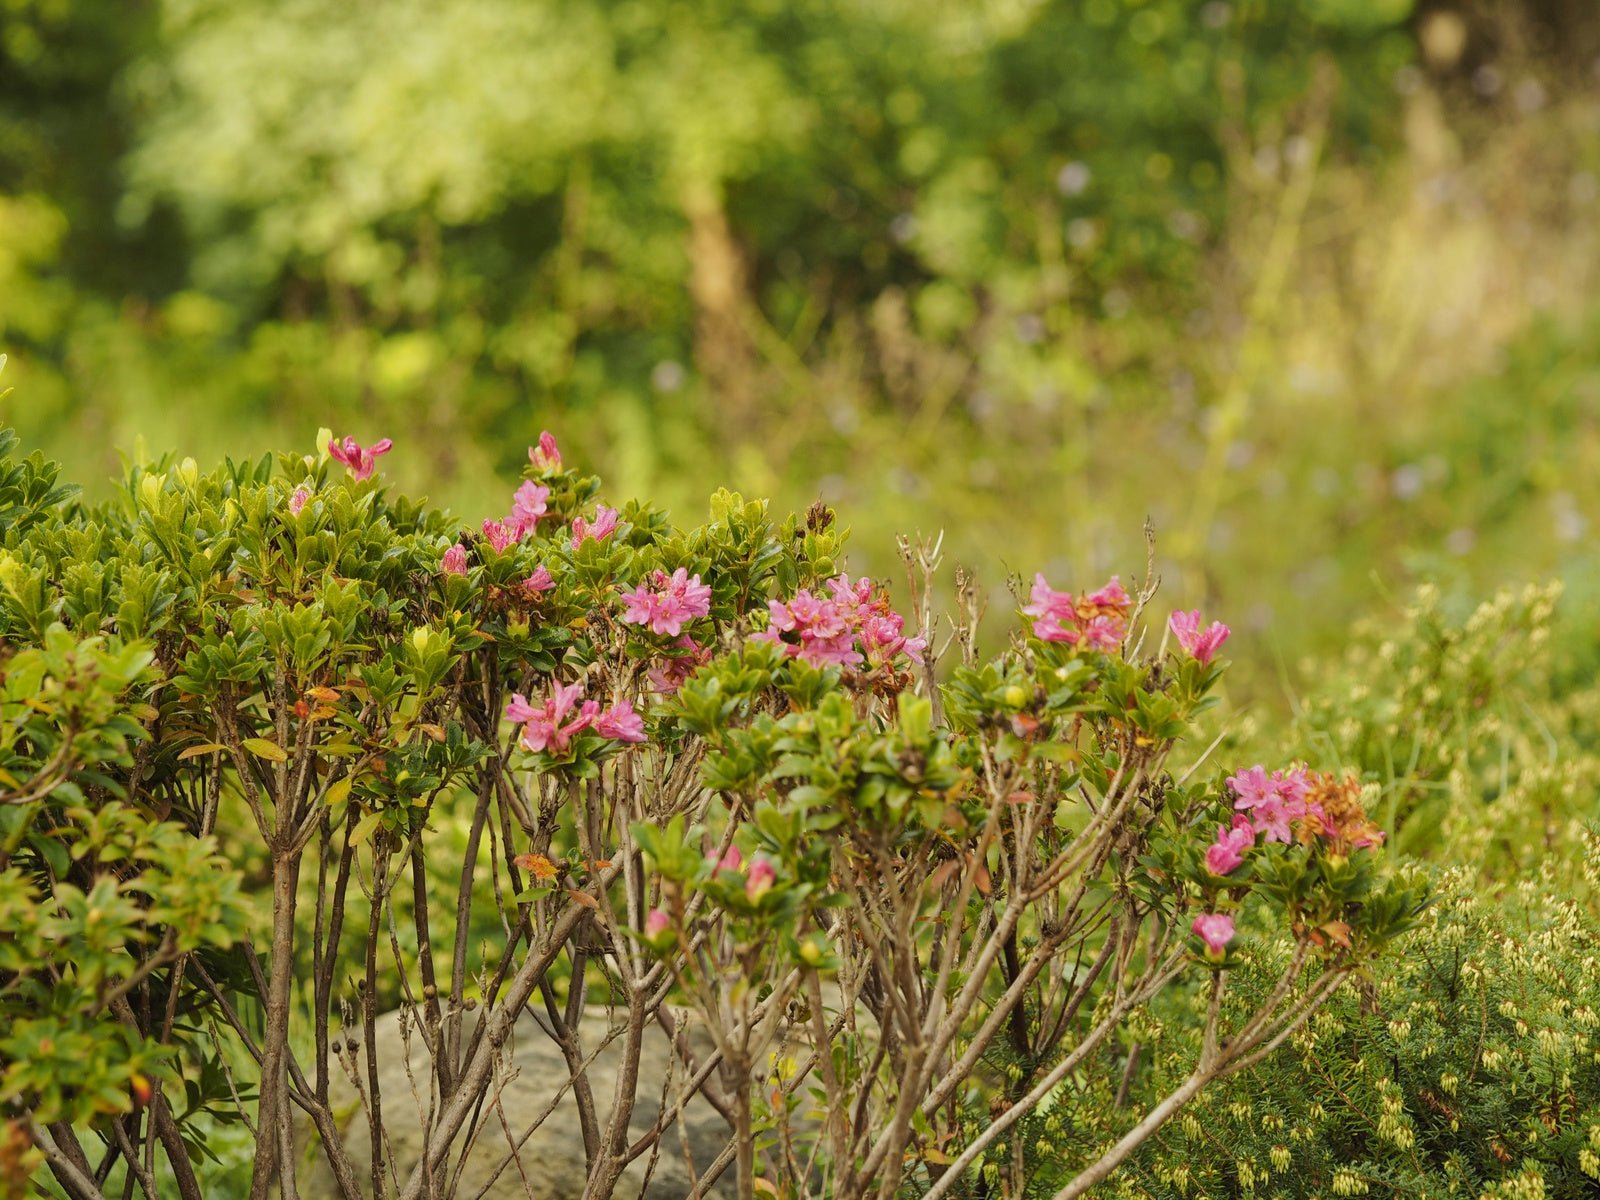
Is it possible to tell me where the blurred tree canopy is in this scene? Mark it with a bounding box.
[4,0,1420,443]
[3,0,1599,689]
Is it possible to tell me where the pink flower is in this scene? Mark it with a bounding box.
[595,698,647,743]
[1192,912,1235,957]
[1169,609,1231,666]
[796,633,863,669]
[505,692,540,725]
[1226,766,1274,811]
[648,635,711,694]
[508,481,549,536]
[1253,796,1297,845]
[644,908,670,939]
[328,435,393,481]
[1022,573,1128,648]
[826,574,876,613]
[1228,764,1312,844]
[618,568,713,637]
[763,589,861,668]
[289,485,311,515]
[1022,574,1078,642]
[1083,577,1131,610]
[1034,619,1080,645]
[482,518,520,554]
[529,431,562,473]
[544,681,588,717]
[517,682,598,754]
[523,565,555,593]
[762,577,924,672]
[571,505,619,549]
[1272,768,1312,807]
[715,846,743,873]
[1081,615,1124,652]
[746,857,776,901]
[441,544,469,576]
[860,611,927,666]
[1205,821,1255,876]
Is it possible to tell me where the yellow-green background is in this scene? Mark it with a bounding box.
[4,0,1600,696]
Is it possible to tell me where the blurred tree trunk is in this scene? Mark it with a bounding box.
[682,178,756,427]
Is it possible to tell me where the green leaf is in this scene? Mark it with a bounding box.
[177,742,227,761]
[241,737,288,762]
[350,811,383,846]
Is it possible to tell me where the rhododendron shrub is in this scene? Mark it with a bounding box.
[0,424,1424,1200]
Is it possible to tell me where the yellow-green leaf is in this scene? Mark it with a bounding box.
[177,742,228,761]
[350,811,383,845]
[242,737,288,762]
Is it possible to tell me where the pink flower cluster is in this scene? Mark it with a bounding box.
[289,485,311,515]
[1226,765,1386,852]
[708,846,777,901]
[510,480,551,535]
[1226,765,1315,845]
[1192,765,1389,961]
[482,480,552,555]
[329,435,392,481]
[755,575,926,670]
[505,682,647,754]
[430,435,570,581]
[1022,574,1131,650]
[647,635,712,694]
[1169,609,1231,665]
[468,436,566,558]
[571,505,619,549]
[619,568,712,637]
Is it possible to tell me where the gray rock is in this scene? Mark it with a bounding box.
[298,1005,737,1199]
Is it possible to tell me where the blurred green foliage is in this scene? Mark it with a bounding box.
[2,0,1599,699]
[2,2,1414,482]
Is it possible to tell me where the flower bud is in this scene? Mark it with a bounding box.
[746,857,776,901]
[1192,912,1235,958]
